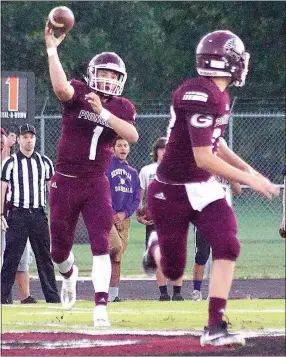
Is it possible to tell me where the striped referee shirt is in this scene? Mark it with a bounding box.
[1,151,54,208]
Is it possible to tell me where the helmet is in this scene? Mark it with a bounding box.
[86,52,127,96]
[152,137,167,162]
[196,30,250,87]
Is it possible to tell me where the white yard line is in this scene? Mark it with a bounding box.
[15,309,285,316]
[2,324,285,338]
[29,275,156,281]
[7,304,285,314]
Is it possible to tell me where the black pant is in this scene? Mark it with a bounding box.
[194,228,211,265]
[145,224,156,248]
[1,207,60,303]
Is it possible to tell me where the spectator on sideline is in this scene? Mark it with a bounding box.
[1,128,37,304]
[106,137,140,302]
[279,163,286,238]
[1,124,60,304]
[143,30,279,347]
[137,137,184,301]
[45,23,138,327]
[1,129,16,159]
[191,176,241,302]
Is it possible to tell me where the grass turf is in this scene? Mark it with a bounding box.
[29,195,284,278]
[66,208,284,279]
[2,299,285,333]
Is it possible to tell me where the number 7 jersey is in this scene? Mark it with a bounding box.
[55,80,136,177]
[157,76,231,184]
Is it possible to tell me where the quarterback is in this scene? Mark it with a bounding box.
[45,22,138,327]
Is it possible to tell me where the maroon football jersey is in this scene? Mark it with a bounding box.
[55,80,136,176]
[157,77,230,184]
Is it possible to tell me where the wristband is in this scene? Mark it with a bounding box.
[47,47,57,57]
[100,108,112,122]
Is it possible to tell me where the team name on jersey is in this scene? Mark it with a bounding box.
[78,110,112,128]
[111,168,131,180]
[115,186,133,193]
[215,114,229,127]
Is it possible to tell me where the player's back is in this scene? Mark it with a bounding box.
[56,80,135,177]
[157,76,230,184]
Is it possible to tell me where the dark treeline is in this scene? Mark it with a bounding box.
[1,1,285,107]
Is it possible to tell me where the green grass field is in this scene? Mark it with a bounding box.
[2,299,285,333]
[70,207,284,279]
[29,194,284,279]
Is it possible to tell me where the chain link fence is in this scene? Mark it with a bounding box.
[3,97,285,277]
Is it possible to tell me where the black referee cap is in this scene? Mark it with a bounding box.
[19,123,36,135]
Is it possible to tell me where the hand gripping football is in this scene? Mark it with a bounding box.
[136,206,153,222]
[48,6,74,35]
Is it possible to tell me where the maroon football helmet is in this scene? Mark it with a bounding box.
[196,30,250,87]
[86,52,127,95]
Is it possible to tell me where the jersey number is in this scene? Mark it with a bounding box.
[89,126,104,160]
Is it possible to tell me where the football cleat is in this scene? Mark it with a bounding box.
[142,233,158,276]
[21,295,37,304]
[191,289,202,302]
[61,265,78,310]
[159,293,171,301]
[172,293,184,301]
[200,320,245,347]
[93,306,111,328]
[113,296,122,302]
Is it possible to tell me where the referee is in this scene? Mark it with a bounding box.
[1,123,60,303]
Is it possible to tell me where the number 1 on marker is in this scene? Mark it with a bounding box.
[6,76,19,112]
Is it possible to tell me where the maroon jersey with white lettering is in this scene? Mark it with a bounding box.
[157,76,230,184]
[55,80,136,176]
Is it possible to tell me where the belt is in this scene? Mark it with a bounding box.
[11,206,44,213]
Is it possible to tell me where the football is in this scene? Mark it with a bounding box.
[48,6,74,35]
[138,206,153,221]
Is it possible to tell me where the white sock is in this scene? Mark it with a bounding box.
[108,287,119,301]
[95,305,107,313]
[92,254,111,293]
[57,251,74,274]
[94,304,108,319]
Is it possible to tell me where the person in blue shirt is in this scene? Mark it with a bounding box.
[106,136,140,301]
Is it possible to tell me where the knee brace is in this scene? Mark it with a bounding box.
[212,233,241,261]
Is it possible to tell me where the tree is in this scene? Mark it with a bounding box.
[1,1,285,110]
